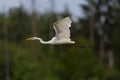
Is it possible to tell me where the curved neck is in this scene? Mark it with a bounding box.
[35,37,54,44]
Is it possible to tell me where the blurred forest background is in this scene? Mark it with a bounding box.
[0,0,120,80]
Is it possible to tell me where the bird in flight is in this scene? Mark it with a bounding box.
[26,17,75,44]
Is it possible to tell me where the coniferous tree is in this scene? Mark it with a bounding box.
[80,0,118,67]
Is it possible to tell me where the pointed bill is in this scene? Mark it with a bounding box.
[26,37,33,40]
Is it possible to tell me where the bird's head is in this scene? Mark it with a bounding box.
[26,37,38,40]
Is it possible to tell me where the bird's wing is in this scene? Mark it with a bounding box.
[53,17,72,40]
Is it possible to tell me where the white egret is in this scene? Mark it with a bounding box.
[26,17,75,44]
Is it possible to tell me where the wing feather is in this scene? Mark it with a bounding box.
[53,17,72,40]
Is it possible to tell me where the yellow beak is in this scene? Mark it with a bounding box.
[26,37,33,40]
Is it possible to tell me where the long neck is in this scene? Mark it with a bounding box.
[35,37,55,44]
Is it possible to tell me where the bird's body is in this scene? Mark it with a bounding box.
[26,17,75,44]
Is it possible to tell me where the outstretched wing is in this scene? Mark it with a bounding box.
[53,17,72,41]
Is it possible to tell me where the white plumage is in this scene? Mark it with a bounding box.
[26,17,75,44]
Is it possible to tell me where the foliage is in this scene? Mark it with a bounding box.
[0,1,120,79]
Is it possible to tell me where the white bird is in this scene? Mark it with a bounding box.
[26,17,75,44]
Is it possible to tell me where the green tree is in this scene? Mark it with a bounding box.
[81,0,118,68]
[7,7,31,43]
